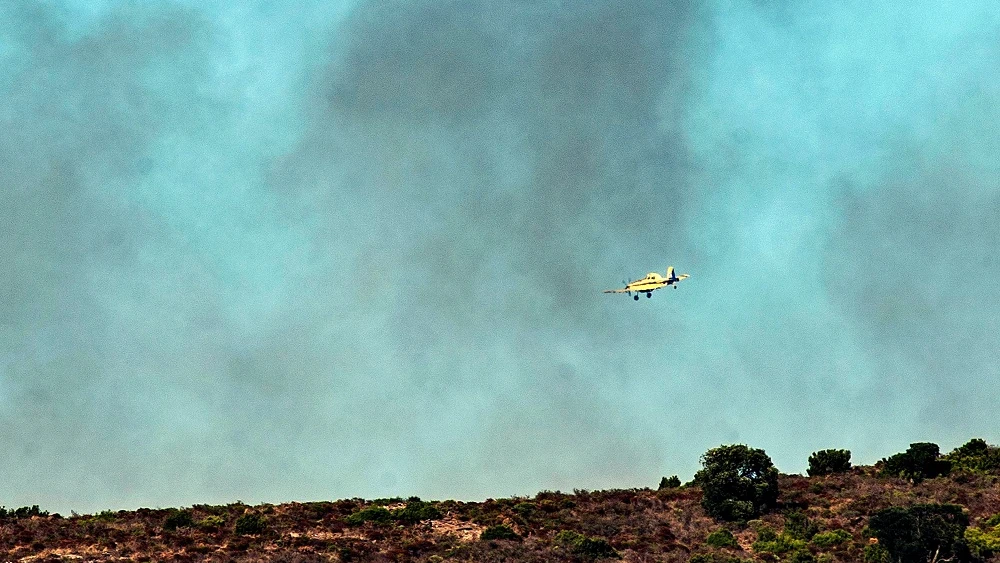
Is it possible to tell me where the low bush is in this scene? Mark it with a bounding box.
[706,529,739,548]
[344,506,392,526]
[689,554,751,563]
[965,526,1000,560]
[556,530,619,559]
[750,521,777,542]
[390,500,442,524]
[481,524,519,541]
[91,510,117,522]
[234,513,267,535]
[807,449,852,476]
[862,544,890,563]
[197,515,226,530]
[810,529,851,548]
[964,514,1000,560]
[787,550,816,563]
[555,530,585,544]
[575,537,619,559]
[784,510,819,541]
[945,438,1000,473]
[513,502,535,517]
[163,509,194,531]
[752,534,807,556]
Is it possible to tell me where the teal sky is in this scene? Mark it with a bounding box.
[2,0,999,514]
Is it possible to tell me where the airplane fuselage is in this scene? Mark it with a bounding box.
[625,272,677,293]
[603,267,689,299]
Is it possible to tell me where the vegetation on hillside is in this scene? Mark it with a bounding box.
[3,439,1000,562]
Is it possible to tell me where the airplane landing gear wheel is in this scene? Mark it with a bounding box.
[633,295,639,301]
[646,292,652,298]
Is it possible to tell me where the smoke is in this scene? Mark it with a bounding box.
[2,0,999,513]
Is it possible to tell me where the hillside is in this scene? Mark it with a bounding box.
[4,459,1000,563]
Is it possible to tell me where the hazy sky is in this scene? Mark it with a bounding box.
[2,0,999,514]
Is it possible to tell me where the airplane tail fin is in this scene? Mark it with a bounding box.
[666,266,675,280]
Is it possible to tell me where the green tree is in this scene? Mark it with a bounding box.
[867,504,968,563]
[879,443,951,482]
[807,449,852,476]
[695,444,779,522]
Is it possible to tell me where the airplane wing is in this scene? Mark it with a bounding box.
[603,288,630,293]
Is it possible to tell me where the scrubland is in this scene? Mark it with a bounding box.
[4,440,1000,562]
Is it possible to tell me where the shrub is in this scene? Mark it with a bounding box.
[807,449,852,476]
[689,555,751,563]
[390,500,442,524]
[513,502,535,518]
[706,529,739,548]
[575,537,619,559]
[92,510,117,522]
[862,544,890,563]
[945,438,1000,473]
[810,529,851,548]
[0,505,49,519]
[965,526,1000,560]
[556,530,620,559]
[867,504,968,563]
[695,444,779,522]
[750,521,777,542]
[163,509,194,530]
[659,476,681,490]
[234,513,267,535]
[784,510,818,541]
[878,443,950,482]
[481,525,519,541]
[556,530,585,544]
[964,514,1000,560]
[752,534,807,556]
[786,550,816,563]
[197,515,226,530]
[344,506,392,526]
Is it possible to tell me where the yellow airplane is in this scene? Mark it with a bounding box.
[603,267,690,300]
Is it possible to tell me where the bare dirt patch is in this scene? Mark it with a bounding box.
[430,517,485,542]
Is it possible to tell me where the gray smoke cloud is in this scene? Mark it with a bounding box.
[2,0,999,513]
